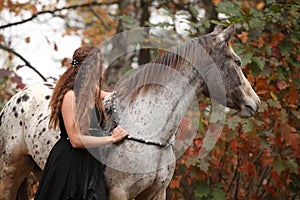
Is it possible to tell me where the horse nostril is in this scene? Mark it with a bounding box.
[245,104,256,113]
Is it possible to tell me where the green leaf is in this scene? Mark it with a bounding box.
[242,119,254,133]
[285,157,299,173]
[189,5,199,18]
[274,158,285,174]
[216,2,243,17]
[211,188,226,200]
[252,57,264,70]
[280,39,292,56]
[198,158,210,173]
[162,6,175,18]
[267,99,281,109]
[241,53,253,66]
[194,181,210,199]
[186,155,199,166]
[119,15,140,29]
[265,46,272,56]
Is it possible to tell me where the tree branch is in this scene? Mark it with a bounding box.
[0,1,118,30]
[0,43,47,81]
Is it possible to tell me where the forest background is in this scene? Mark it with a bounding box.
[0,0,299,199]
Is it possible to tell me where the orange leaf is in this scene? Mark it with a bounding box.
[30,5,38,15]
[237,32,248,44]
[169,175,182,189]
[212,0,221,5]
[286,84,299,106]
[271,32,284,48]
[256,2,265,10]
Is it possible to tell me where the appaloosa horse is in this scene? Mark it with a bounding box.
[0,25,260,200]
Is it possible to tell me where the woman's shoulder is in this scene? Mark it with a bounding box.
[63,90,75,104]
[65,90,75,97]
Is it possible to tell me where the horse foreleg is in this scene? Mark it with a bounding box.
[0,152,35,200]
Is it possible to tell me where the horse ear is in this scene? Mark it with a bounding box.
[213,25,224,34]
[217,23,236,43]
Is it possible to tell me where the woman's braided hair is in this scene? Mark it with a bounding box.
[49,45,106,135]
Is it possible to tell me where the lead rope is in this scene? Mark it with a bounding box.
[110,93,172,148]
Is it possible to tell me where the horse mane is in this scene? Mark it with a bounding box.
[115,36,211,101]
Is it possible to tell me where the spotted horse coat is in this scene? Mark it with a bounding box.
[0,82,176,200]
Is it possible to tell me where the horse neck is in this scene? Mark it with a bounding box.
[117,65,205,145]
[155,65,205,144]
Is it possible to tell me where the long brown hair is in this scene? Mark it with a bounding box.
[49,45,106,135]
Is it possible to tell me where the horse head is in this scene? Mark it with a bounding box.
[199,24,260,118]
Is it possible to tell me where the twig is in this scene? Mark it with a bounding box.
[233,172,241,200]
[227,152,241,193]
[0,1,117,30]
[219,142,229,181]
[87,6,110,31]
[255,166,272,195]
[0,43,47,81]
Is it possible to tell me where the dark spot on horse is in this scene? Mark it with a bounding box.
[21,108,24,113]
[44,83,54,88]
[28,134,30,138]
[12,106,16,112]
[0,112,3,126]
[38,113,43,119]
[14,112,18,118]
[16,97,21,104]
[19,121,23,126]
[32,113,35,117]
[22,94,29,102]
[55,136,59,139]
[39,128,46,136]
[34,134,36,138]
[2,151,5,154]
[11,136,14,140]
[35,151,39,155]
[45,95,50,100]
[47,140,50,145]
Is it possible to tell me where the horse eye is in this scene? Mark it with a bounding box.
[235,59,241,67]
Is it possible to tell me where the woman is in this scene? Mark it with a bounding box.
[35,46,128,200]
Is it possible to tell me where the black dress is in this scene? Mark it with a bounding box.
[34,112,107,200]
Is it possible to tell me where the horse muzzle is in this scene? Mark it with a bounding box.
[238,97,260,118]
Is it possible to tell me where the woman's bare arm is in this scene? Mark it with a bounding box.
[61,90,127,148]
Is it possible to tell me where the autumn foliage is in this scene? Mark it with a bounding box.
[168,1,300,199]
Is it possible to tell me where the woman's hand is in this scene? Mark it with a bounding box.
[110,126,128,143]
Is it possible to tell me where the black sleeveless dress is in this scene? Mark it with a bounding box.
[35,111,107,200]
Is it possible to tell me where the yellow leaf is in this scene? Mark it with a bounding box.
[237,32,248,44]
[256,2,265,10]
